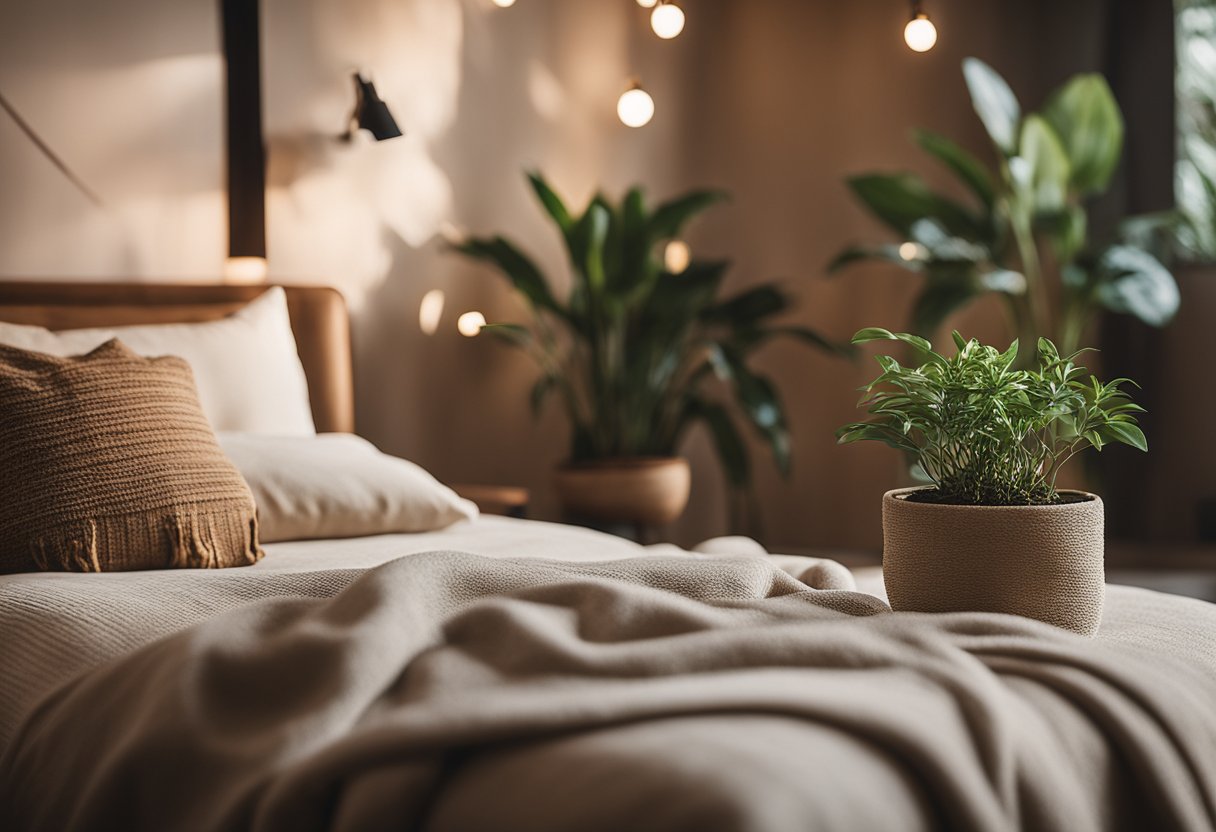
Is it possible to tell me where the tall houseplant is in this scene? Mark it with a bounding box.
[456,173,843,528]
[831,58,1180,358]
[837,327,1147,635]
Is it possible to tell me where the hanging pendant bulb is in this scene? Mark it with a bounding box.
[457,311,486,337]
[491,0,516,7]
[617,80,655,127]
[651,2,685,39]
[904,3,937,52]
[636,0,657,7]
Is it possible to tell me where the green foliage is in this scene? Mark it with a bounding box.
[838,328,1147,505]
[1176,0,1216,259]
[831,57,1180,357]
[455,172,847,489]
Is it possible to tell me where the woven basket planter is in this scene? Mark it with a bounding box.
[882,487,1105,636]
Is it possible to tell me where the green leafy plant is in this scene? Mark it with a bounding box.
[831,57,1180,357]
[1177,0,1216,259]
[455,172,845,494]
[837,327,1147,505]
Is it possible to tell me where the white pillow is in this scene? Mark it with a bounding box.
[218,433,478,542]
[0,287,315,436]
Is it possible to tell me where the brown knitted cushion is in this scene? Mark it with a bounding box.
[0,339,263,573]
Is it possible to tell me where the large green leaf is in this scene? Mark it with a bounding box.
[648,190,729,240]
[530,374,557,415]
[1018,115,1071,214]
[618,187,650,287]
[683,397,750,487]
[847,173,982,239]
[643,259,729,322]
[526,171,573,233]
[963,57,1021,155]
[732,325,855,357]
[827,243,921,273]
[1093,245,1180,327]
[455,237,565,319]
[480,322,532,346]
[910,277,981,338]
[701,284,790,327]
[913,129,996,208]
[569,201,612,293]
[909,219,989,262]
[1037,205,1088,263]
[707,345,791,474]
[1041,73,1124,195]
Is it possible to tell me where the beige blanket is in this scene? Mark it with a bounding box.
[3,552,1215,831]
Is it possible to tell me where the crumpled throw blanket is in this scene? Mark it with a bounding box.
[2,552,1215,832]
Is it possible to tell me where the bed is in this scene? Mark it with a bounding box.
[1,282,1214,832]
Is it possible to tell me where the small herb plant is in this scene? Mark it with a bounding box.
[836,328,1147,506]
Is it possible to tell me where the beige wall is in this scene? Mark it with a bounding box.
[0,0,1130,552]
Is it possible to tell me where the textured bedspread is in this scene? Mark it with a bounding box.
[3,552,1216,832]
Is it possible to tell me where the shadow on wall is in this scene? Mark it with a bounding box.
[0,0,226,277]
[263,0,464,306]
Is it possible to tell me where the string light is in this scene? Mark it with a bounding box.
[491,0,516,7]
[637,0,657,6]
[617,81,655,127]
[664,240,691,273]
[904,2,937,52]
[457,311,487,337]
[418,289,445,335]
[651,2,685,39]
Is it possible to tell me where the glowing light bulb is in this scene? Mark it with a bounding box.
[664,240,691,273]
[637,0,657,7]
[457,311,487,337]
[899,242,928,261]
[904,13,937,52]
[419,289,445,335]
[617,83,655,128]
[492,0,516,7]
[651,3,685,39]
[223,256,268,284]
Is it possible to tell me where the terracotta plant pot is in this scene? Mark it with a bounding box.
[882,487,1105,636]
[554,457,691,527]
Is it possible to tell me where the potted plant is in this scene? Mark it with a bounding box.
[455,172,844,530]
[837,327,1146,636]
[830,58,1180,357]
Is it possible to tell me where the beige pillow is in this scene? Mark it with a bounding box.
[0,287,315,436]
[0,340,263,573]
[218,433,478,543]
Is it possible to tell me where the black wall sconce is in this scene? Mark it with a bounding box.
[346,74,402,141]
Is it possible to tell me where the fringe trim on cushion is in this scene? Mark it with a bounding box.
[31,520,101,573]
[23,507,262,573]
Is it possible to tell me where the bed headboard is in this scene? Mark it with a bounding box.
[0,282,355,433]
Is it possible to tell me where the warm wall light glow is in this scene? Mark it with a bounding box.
[637,0,657,7]
[492,0,516,7]
[664,240,691,273]
[457,310,487,337]
[617,84,655,128]
[904,13,938,52]
[223,256,268,284]
[651,3,685,39]
[418,289,445,335]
